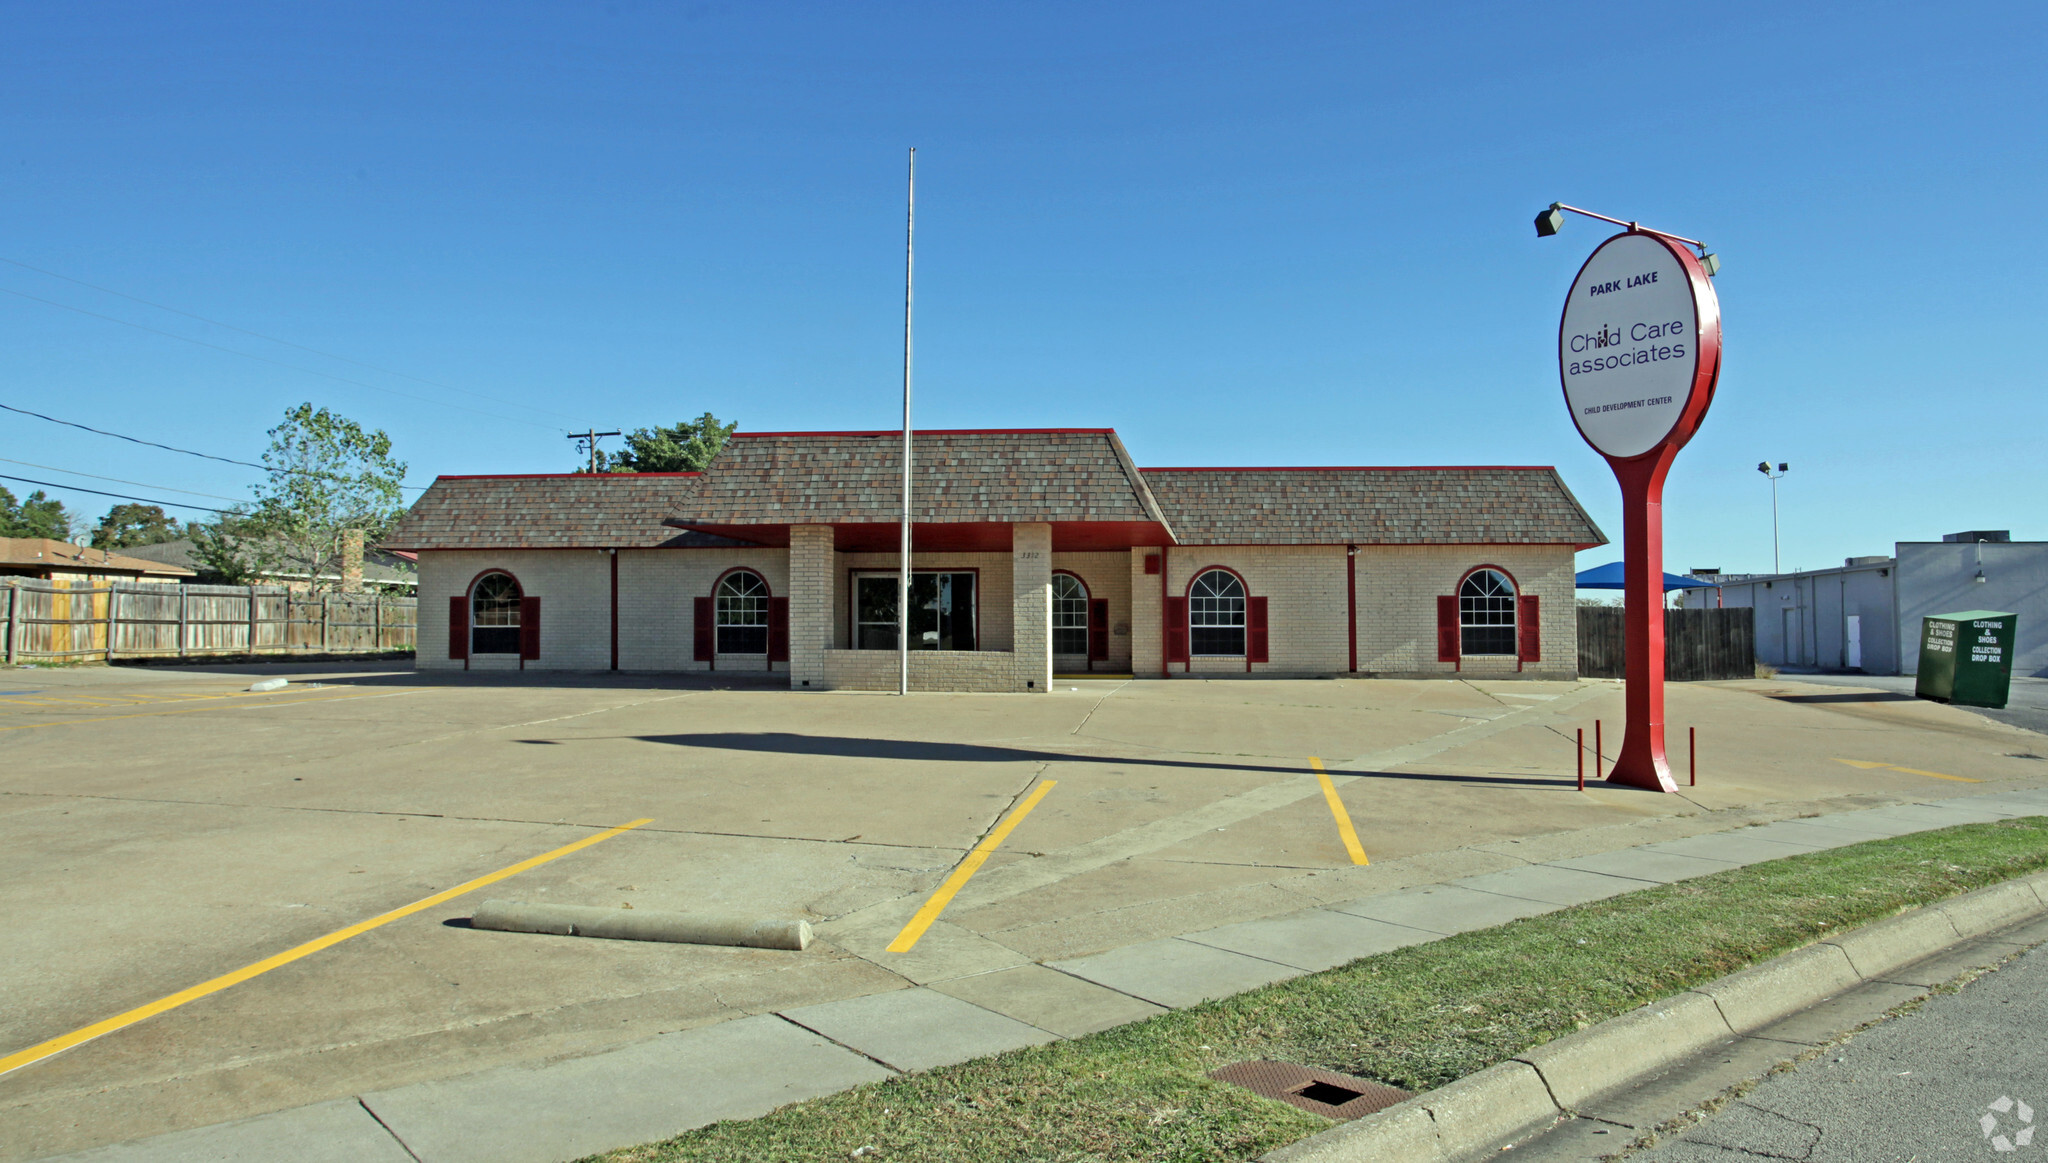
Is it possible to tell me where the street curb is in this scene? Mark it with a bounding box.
[1259,869,2048,1163]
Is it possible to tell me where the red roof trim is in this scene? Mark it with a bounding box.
[731,428,1116,439]
[1140,465,1555,473]
[434,472,704,480]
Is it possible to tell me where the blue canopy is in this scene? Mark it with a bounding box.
[1575,561,1718,592]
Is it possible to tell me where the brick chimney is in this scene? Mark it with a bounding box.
[340,528,365,593]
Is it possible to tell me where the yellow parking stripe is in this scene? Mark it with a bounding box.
[1832,758,1983,783]
[888,781,1057,953]
[0,817,653,1080]
[1309,757,1369,865]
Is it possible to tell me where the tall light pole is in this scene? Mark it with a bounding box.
[898,148,916,697]
[1757,461,1788,573]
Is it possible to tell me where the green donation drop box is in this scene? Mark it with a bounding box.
[1915,610,2017,709]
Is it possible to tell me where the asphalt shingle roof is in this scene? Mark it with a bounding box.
[382,434,1605,551]
[1140,467,1607,547]
[382,474,753,550]
[663,430,1170,528]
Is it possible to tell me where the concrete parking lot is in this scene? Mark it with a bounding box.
[2,662,2044,1159]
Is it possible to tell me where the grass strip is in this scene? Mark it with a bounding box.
[593,817,2048,1163]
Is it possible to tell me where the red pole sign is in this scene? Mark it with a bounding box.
[1559,231,1721,792]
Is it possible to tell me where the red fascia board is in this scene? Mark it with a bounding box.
[731,428,1117,439]
[434,472,704,480]
[1140,465,1556,473]
[1175,539,1599,548]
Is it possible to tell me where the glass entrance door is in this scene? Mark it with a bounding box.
[855,572,978,651]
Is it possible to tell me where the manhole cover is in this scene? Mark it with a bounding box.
[1209,1059,1411,1120]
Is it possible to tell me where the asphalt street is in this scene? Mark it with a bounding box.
[1774,672,2048,739]
[1633,942,2048,1161]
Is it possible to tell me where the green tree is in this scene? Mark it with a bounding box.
[90,503,183,550]
[590,413,737,474]
[186,507,280,585]
[0,487,77,540]
[240,404,409,591]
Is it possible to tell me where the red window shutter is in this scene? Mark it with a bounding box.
[1144,554,1161,575]
[1247,596,1269,663]
[768,597,790,662]
[1164,596,1190,664]
[693,596,715,662]
[448,596,469,660]
[1517,595,1541,662]
[1436,595,1460,662]
[518,596,541,660]
[1087,598,1109,661]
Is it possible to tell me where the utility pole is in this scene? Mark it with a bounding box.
[570,430,622,474]
[1757,462,1789,573]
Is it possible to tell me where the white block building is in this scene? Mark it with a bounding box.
[383,429,1607,690]
[1680,532,2047,677]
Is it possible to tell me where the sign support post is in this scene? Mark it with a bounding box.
[1611,446,1678,789]
[1550,216,1721,792]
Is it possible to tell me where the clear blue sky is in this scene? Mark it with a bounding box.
[3,2,2041,575]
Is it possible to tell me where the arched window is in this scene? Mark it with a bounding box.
[1051,573,1089,656]
[1459,569,1517,656]
[471,572,523,655]
[716,570,770,655]
[1189,569,1246,656]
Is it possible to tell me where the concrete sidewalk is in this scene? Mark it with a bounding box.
[44,784,2048,1163]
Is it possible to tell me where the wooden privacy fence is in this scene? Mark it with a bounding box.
[2,581,417,664]
[1578,606,1755,681]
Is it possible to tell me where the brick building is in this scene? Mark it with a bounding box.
[383,429,1606,690]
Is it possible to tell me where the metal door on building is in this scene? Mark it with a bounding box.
[1781,607,1806,667]
[1846,615,1862,670]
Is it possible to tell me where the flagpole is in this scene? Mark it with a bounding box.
[898,147,915,697]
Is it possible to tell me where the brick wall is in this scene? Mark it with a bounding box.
[789,525,833,688]
[819,648,1022,692]
[1050,551,1133,672]
[1167,546,1349,676]
[616,548,790,672]
[1120,543,1580,680]
[416,537,1580,683]
[1354,544,1577,678]
[416,549,611,670]
[1012,523,1052,690]
[1130,548,1163,677]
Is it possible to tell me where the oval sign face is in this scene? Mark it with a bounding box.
[1559,232,1720,460]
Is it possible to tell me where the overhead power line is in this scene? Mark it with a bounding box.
[0,255,580,425]
[0,402,428,492]
[0,286,562,431]
[0,457,245,502]
[0,472,232,515]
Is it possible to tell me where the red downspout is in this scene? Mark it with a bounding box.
[609,549,619,671]
[1346,545,1358,673]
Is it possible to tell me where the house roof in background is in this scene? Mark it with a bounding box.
[381,473,754,551]
[119,539,420,583]
[662,430,1171,531]
[0,538,196,577]
[1140,467,1608,548]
